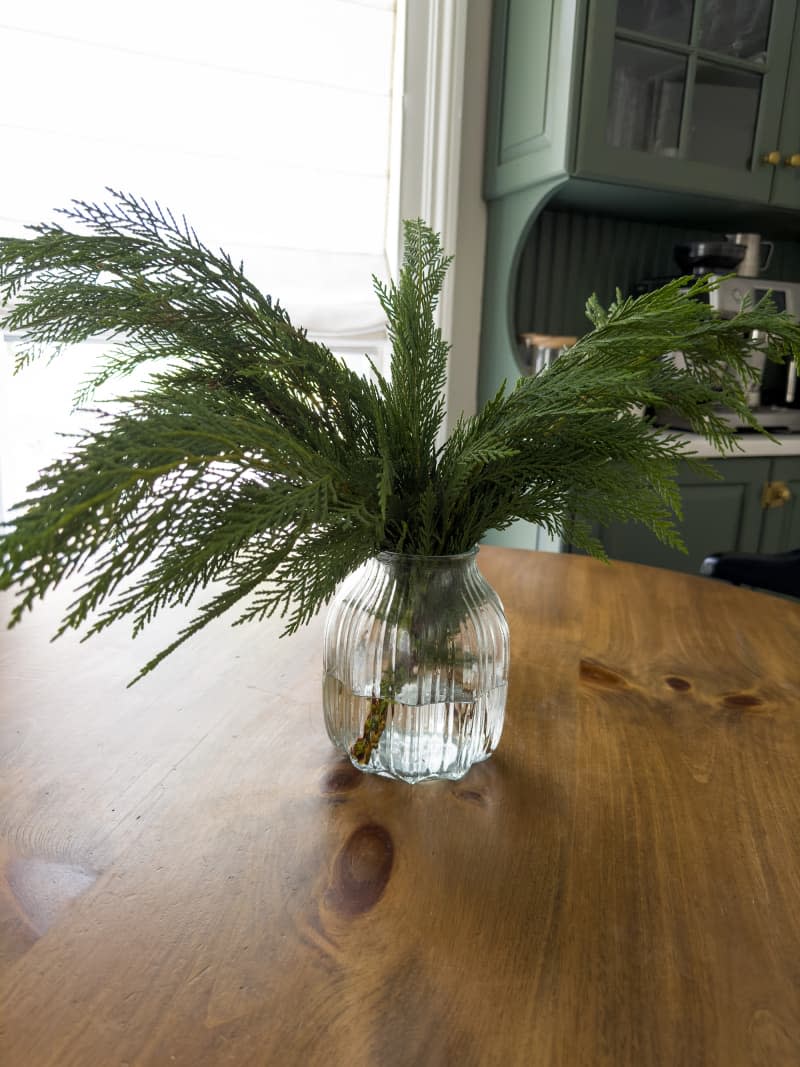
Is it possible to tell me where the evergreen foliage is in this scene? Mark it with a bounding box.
[1,191,799,680]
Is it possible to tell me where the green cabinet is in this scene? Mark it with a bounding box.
[480,0,800,422]
[591,454,800,575]
[576,0,800,206]
[484,0,583,199]
[485,0,800,209]
[479,2,800,556]
[772,27,800,208]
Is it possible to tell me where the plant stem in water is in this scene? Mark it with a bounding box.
[351,692,393,764]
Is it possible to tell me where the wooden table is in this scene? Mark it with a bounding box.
[2,548,800,1066]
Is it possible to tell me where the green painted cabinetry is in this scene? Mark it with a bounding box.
[773,28,800,208]
[485,0,800,207]
[589,453,800,574]
[480,1,800,425]
[484,0,583,199]
[479,1,800,555]
[576,0,800,207]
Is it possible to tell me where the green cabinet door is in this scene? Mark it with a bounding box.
[595,458,769,576]
[575,0,797,202]
[771,7,800,210]
[484,0,583,199]
[759,454,800,550]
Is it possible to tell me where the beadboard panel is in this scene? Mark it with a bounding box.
[515,208,800,343]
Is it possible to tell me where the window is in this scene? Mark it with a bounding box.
[1,1,486,523]
[0,0,402,517]
[1,0,398,335]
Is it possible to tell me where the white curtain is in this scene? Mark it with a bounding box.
[0,0,398,336]
[0,0,400,518]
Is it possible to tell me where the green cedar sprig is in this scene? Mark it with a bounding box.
[1,191,799,680]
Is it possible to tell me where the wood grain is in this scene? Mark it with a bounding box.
[1,548,800,1066]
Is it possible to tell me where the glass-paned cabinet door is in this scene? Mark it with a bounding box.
[577,0,797,203]
[771,0,800,209]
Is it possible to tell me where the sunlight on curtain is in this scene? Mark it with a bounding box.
[0,0,397,332]
[0,0,399,517]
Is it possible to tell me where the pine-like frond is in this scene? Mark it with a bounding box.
[372,218,452,545]
[2,194,799,680]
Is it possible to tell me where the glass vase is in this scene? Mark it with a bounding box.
[322,548,509,784]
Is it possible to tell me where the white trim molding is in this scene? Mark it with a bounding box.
[398,0,468,261]
[395,0,491,430]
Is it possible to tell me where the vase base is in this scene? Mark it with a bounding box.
[325,676,506,784]
[348,754,486,785]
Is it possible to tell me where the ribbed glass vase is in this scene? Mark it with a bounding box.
[322,548,509,784]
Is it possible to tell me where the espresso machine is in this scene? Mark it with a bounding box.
[651,274,800,434]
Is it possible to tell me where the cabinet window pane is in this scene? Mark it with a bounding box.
[698,0,772,61]
[616,0,694,43]
[606,42,686,154]
[687,63,761,168]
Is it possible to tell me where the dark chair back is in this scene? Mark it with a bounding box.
[700,549,800,598]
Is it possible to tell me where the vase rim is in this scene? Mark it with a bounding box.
[375,546,479,564]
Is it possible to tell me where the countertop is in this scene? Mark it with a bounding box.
[662,429,800,458]
[2,549,800,1065]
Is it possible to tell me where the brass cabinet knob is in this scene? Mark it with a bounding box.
[761,481,792,508]
[761,150,782,165]
[784,153,800,167]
